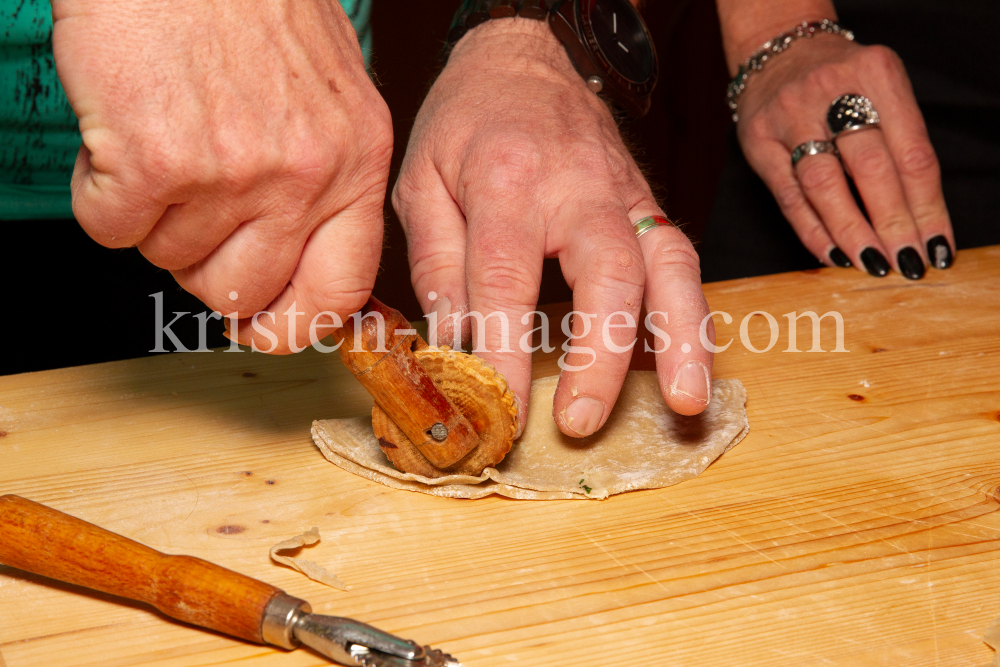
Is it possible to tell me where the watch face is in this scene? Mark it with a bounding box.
[582,0,654,83]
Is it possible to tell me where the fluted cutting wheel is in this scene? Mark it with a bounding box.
[372,346,517,478]
[350,645,462,667]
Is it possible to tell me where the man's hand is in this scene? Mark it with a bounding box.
[53,0,392,350]
[393,18,713,438]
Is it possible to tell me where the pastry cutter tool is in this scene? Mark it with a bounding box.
[332,296,483,470]
[0,495,461,666]
[333,297,517,477]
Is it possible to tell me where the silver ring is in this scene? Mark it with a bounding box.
[835,122,881,139]
[827,93,880,138]
[791,140,839,166]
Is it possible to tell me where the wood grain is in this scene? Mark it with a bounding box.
[1,246,999,666]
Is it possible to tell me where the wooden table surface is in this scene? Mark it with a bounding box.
[2,246,999,667]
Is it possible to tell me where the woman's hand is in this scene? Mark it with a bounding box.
[729,25,954,278]
[393,18,714,438]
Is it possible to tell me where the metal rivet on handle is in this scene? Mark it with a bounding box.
[430,423,449,442]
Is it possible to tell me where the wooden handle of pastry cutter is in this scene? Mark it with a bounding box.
[0,494,282,644]
[332,296,480,469]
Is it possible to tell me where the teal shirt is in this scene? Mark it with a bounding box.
[0,0,373,220]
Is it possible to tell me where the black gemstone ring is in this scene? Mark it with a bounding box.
[827,94,880,138]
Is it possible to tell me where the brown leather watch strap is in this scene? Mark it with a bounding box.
[445,0,549,59]
[443,0,657,118]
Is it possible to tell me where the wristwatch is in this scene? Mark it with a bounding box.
[445,0,658,118]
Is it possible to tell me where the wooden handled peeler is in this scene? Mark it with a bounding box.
[0,495,461,666]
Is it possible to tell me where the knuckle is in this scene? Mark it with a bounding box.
[303,277,372,319]
[848,144,894,178]
[873,214,914,238]
[775,85,805,115]
[216,149,263,193]
[833,215,875,242]
[896,142,940,179]
[284,133,341,192]
[587,243,645,293]
[409,251,463,289]
[646,232,701,278]
[473,261,538,305]
[363,101,394,169]
[864,44,905,75]
[367,93,393,136]
[390,175,416,223]
[391,165,435,231]
[569,142,614,178]
[797,161,844,193]
[803,64,841,95]
[136,131,189,197]
[773,182,807,213]
[744,114,772,142]
[469,133,543,199]
[212,125,278,189]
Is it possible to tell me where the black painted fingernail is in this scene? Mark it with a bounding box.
[926,235,953,269]
[829,247,852,268]
[897,246,926,280]
[860,247,890,277]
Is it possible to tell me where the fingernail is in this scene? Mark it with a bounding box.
[428,296,451,341]
[829,247,852,268]
[564,397,605,437]
[512,393,525,439]
[431,295,451,318]
[926,235,953,269]
[897,247,925,280]
[860,247,890,277]
[670,361,711,405]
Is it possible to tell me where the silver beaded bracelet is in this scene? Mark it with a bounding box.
[726,19,854,122]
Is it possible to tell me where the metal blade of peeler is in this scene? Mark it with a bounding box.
[294,614,462,667]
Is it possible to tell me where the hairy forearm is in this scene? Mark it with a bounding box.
[716,0,837,74]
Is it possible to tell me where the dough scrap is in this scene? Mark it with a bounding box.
[269,527,348,590]
[312,373,748,500]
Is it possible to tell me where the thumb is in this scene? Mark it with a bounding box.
[230,193,385,354]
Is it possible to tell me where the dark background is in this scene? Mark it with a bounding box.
[0,0,730,377]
